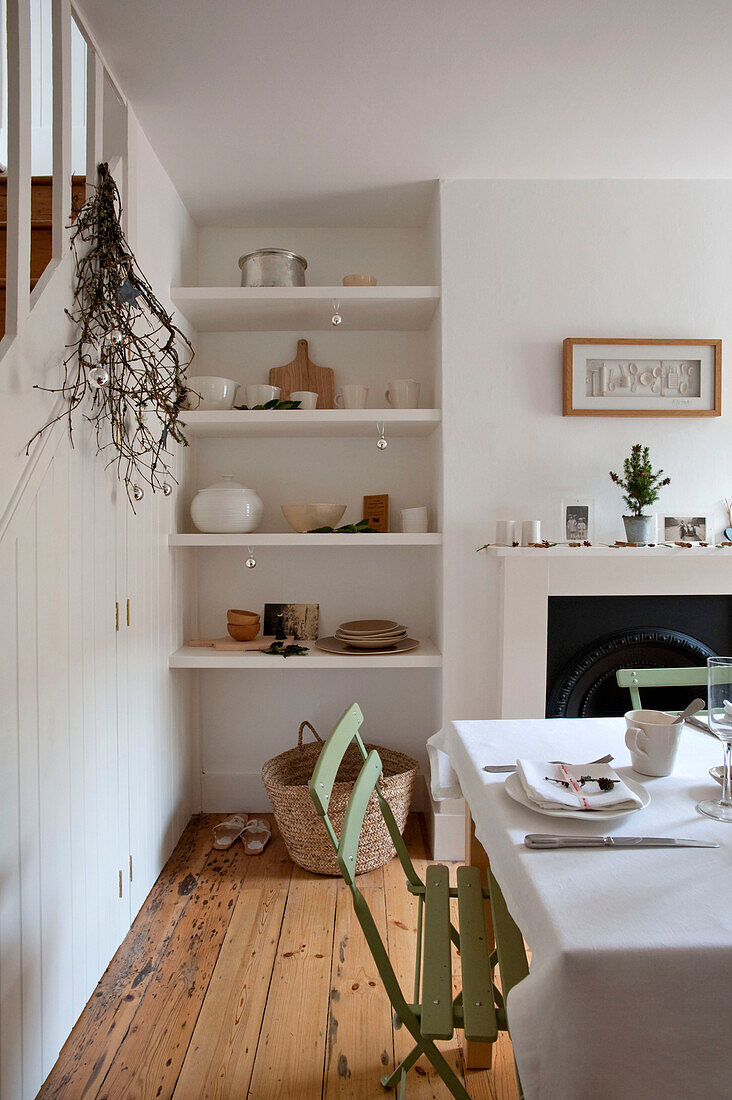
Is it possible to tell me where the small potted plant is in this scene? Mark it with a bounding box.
[610,444,670,544]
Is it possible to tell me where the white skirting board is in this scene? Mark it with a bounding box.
[201,769,428,815]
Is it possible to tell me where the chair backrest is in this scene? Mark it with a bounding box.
[616,665,707,711]
[308,701,420,887]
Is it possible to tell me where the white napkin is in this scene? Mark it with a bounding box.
[516,760,643,812]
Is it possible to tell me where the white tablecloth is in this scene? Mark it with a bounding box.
[427,718,732,1100]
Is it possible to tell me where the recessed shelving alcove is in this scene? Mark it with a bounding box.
[170,216,444,813]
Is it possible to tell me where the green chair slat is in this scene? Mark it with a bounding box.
[456,866,498,1043]
[336,749,382,885]
[420,864,454,1040]
[487,867,529,1004]
[616,665,708,713]
[309,702,365,815]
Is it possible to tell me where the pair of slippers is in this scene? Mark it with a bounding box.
[213,814,271,854]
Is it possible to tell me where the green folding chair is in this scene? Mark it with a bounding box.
[616,665,708,711]
[308,702,528,1099]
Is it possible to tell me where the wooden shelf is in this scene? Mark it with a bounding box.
[179,408,441,438]
[484,545,732,557]
[169,640,442,669]
[169,532,442,547]
[170,285,440,332]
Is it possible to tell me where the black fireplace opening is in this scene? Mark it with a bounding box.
[546,596,732,718]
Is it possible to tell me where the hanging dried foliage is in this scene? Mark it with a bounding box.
[27,162,194,506]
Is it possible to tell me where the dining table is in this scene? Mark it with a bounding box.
[427,717,732,1100]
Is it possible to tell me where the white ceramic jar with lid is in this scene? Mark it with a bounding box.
[190,475,264,533]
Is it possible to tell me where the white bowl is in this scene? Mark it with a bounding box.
[187,376,240,410]
[281,504,347,533]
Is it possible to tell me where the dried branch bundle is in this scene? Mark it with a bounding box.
[27,162,194,506]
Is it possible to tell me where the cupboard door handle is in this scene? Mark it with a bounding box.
[118,870,123,898]
[126,598,130,627]
[115,602,119,631]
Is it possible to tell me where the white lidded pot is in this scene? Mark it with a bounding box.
[190,474,264,533]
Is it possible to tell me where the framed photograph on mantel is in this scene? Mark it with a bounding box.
[563,338,721,417]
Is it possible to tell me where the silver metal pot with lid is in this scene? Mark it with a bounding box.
[238,249,308,287]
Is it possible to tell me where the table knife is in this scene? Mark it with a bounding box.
[485,753,613,774]
[524,833,719,849]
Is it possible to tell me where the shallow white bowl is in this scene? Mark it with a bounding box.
[187,375,240,410]
[281,504,347,532]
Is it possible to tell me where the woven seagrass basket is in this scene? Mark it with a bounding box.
[262,720,419,876]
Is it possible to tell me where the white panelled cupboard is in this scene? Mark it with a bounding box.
[0,419,193,1096]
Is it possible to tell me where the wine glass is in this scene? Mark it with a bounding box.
[697,657,732,822]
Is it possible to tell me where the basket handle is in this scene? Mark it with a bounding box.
[298,720,323,748]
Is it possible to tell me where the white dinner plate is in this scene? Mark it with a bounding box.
[503,770,650,821]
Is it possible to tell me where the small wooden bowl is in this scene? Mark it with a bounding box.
[227,621,260,642]
[227,608,260,625]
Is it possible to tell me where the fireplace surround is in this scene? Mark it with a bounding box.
[488,546,732,718]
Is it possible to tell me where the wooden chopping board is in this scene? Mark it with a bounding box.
[269,339,334,408]
[187,635,300,652]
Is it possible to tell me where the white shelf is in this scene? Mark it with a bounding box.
[169,532,442,547]
[484,545,732,557]
[169,639,442,669]
[170,285,440,331]
[180,408,441,438]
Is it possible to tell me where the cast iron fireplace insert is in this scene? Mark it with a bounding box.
[545,595,732,718]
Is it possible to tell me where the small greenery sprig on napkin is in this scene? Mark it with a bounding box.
[234,398,302,410]
[260,641,309,658]
[308,518,377,534]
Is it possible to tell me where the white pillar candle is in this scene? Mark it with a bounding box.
[522,520,541,545]
[496,520,517,546]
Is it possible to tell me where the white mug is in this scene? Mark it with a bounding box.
[495,520,517,546]
[245,384,281,406]
[385,379,421,409]
[624,709,682,776]
[335,385,369,409]
[290,390,318,409]
[400,506,429,533]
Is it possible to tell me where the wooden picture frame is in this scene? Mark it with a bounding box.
[563,338,721,417]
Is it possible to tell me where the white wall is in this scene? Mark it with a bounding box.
[439,179,732,723]
[0,108,198,1098]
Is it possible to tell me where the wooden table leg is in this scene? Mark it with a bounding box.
[464,806,495,1070]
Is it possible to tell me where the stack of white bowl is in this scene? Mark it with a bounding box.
[334,619,408,650]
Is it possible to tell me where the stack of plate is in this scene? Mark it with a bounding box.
[336,619,407,648]
[316,619,419,656]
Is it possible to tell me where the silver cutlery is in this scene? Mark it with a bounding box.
[524,833,719,849]
[484,752,614,774]
[685,714,722,739]
[673,698,706,724]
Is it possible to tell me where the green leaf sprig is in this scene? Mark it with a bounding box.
[234,399,302,410]
[308,518,377,534]
[260,641,309,658]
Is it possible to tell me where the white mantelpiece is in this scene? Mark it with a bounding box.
[491,547,732,718]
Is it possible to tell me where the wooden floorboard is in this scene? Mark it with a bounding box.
[40,813,520,1100]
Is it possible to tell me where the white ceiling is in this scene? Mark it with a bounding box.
[77,0,732,226]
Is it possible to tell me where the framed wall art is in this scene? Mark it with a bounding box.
[563,338,721,417]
